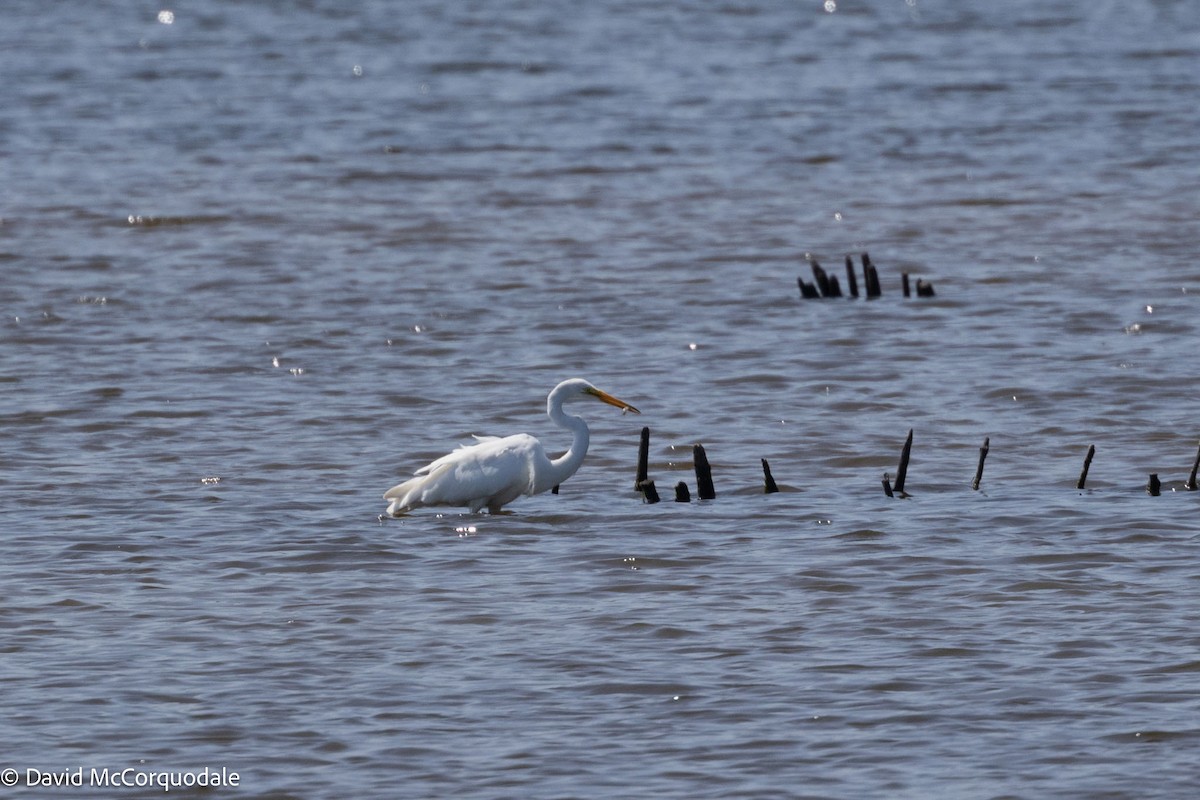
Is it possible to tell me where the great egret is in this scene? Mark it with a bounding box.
[383,378,640,515]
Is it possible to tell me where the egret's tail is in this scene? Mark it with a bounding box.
[383,476,425,515]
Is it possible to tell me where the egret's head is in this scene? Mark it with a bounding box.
[553,378,640,414]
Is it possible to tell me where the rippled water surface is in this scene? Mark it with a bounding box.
[3,1,1200,797]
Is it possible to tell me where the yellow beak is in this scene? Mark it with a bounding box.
[587,387,641,415]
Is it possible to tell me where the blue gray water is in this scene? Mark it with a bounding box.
[3,1,1200,797]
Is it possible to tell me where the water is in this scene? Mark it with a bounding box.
[3,1,1199,797]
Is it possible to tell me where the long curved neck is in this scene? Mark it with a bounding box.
[538,392,591,492]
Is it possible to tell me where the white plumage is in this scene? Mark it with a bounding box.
[383,379,640,515]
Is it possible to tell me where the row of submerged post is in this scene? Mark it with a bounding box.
[637,254,1193,502]
[886,432,1200,497]
[635,426,1200,503]
[799,252,935,300]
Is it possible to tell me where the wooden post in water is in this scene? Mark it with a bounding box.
[902,273,911,298]
[694,444,716,500]
[674,482,691,502]
[1186,441,1200,491]
[1146,473,1161,496]
[762,458,779,494]
[1077,445,1095,490]
[845,256,859,298]
[882,472,894,497]
[972,437,990,490]
[635,426,650,490]
[826,274,842,297]
[916,279,936,297]
[641,479,660,504]
[893,429,914,495]
[798,277,821,299]
[811,261,831,297]
[863,253,882,298]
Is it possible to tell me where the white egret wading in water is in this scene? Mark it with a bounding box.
[384,379,640,515]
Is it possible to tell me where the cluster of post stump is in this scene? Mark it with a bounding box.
[799,252,935,300]
[634,428,727,503]
[635,427,1200,502]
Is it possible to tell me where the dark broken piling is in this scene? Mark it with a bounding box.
[1147,473,1161,496]
[641,479,660,504]
[845,256,859,297]
[972,437,990,490]
[1186,442,1200,491]
[863,253,882,298]
[904,272,936,298]
[811,261,831,297]
[893,428,914,495]
[1077,445,1095,490]
[867,266,882,298]
[826,273,842,297]
[882,472,894,497]
[635,426,650,490]
[798,277,821,299]
[674,482,691,502]
[693,444,716,500]
[762,458,779,494]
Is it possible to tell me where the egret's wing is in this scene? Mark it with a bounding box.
[390,434,542,511]
[413,435,503,476]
